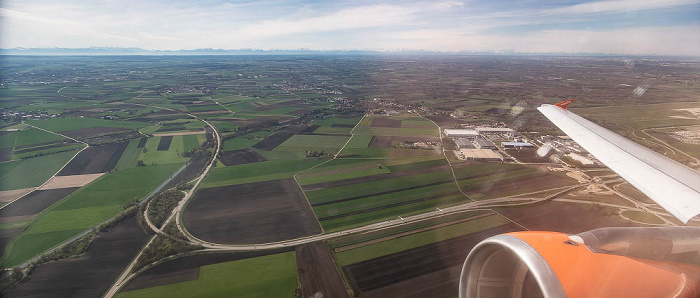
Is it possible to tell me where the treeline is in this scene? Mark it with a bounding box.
[147,190,185,229]
[133,222,202,271]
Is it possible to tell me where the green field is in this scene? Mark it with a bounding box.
[0,128,67,149]
[117,252,298,298]
[202,158,324,187]
[221,131,270,151]
[27,117,148,132]
[277,135,350,149]
[334,214,510,266]
[140,136,188,165]
[0,163,182,267]
[115,138,142,170]
[0,150,80,190]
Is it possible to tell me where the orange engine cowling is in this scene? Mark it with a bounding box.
[459,227,700,298]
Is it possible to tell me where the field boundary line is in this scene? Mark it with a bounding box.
[412,111,475,202]
[0,123,89,211]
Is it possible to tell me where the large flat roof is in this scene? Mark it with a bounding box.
[476,127,514,132]
[444,129,479,135]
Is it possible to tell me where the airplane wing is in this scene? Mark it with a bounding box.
[537,101,700,224]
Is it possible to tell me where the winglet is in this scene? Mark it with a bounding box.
[554,99,575,109]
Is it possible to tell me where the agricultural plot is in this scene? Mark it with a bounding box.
[371,118,402,128]
[1,163,182,267]
[251,132,295,150]
[183,179,321,244]
[221,131,270,151]
[121,249,293,292]
[58,142,128,176]
[0,188,79,220]
[218,149,267,166]
[495,201,635,233]
[0,128,66,149]
[202,158,322,187]
[117,252,299,298]
[296,242,350,298]
[115,138,143,170]
[0,188,34,203]
[276,134,350,152]
[140,136,188,165]
[4,216,150,298]
[39,173,104,190]
[0,150,79,191]
[27,117,148,132]
[342,223,520,298]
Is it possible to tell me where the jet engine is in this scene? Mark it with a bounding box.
[459,227,700,298]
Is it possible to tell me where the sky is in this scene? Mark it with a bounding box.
[1,0,699,55]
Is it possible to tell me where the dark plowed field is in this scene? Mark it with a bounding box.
[157,136,173,151]
[0,148,12,161]
[296,242,350,298]
[252,132,294,150]
[122,249,293,292]
[60,126,131,139]
[0,188,79,218]
[0,228,24,256]
[162,154,208,190]
[370,118,402,128]
[219,149,267,166]
[344,223,520,298]
[58,142,128,176]
[4,216,150,298]
[300,125,320,134]
[318,191,462,220]
[183,179,322,244]
[136,137,148,148]
[368,136,441,148]
[495,201,635,233]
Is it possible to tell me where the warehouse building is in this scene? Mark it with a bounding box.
[476,127,514,136]
[444,129,479,138]
[460,149,504,161]
[502,142,534,148]
[473,136,497,149]
[454,138,476,149]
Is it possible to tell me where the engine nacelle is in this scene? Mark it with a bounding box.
[459,228,700,298]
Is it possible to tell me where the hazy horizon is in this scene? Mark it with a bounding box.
[1,0,700,56]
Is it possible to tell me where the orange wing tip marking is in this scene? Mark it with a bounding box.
[554,99,575,109]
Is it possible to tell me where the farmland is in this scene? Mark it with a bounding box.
[1,54,696,298]
[116,252,299,298]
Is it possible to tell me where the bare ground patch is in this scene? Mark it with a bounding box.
[296,242,350,298]
[40,173,104,190]
[183,179,322,244]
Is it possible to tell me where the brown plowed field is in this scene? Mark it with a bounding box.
[40,173,104,190]
[157,136,173,151]
[370,118,402,128]
[0,188,34,202]
[183,179,322,244]
[300,125,320,134]
[296,242,350,298]
[343,224,521,298]
[494,201,636,233]
[252,132,295,150]
[0,187,79,218]
[57,142,128,176]
[136,137,148,148]
[162,154,209,190]
[0,228,24,256]
[425,115,469,126]
[153,131,205,137]
[4,216,150,298]
[122,249,293,292]
[0,148,12,161]
[218,149,267,166]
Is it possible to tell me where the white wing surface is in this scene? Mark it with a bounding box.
[538,103,700,224]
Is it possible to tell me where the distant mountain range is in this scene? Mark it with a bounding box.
[0,47,631,56]
[0,47,419,56]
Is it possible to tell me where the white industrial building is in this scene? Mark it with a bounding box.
[458,149,504,161]
[476,127,514,136]
[444,129,479,138]
[502,142,534,148]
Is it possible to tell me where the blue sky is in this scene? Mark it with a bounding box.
[1,0,699,55]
